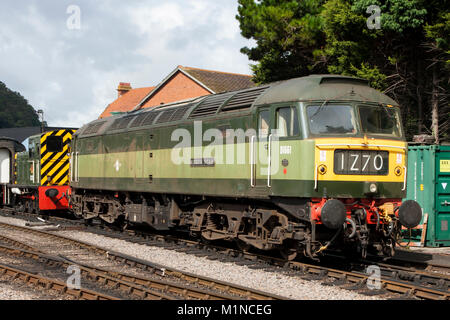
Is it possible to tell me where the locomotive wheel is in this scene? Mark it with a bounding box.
[16,202,25,213]
[235,239,252,252]
[24,201,31,213]
[382,240,395,257]
[280,247,298,261]
[118,221,128,232]
[32,202,39,215]
[200,239,212,248]
[112,216,128,232]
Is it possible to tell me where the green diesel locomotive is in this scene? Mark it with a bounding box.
[70,75,422,259]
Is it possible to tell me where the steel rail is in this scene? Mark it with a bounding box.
[287,261,449,300]
[93,226,450,300]
[321,251,450,292]
[2,211,449,300]
[370,260,449,289]
[0,260,120,300]
[0,222,284,300]
[0,243,192,300]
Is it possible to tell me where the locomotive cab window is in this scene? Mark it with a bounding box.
[28,140,35,158]
[358,105,403,138]
[307,105,357,135]
[276,107,299,137]
[258,110,270,137]
[46,136,63,153]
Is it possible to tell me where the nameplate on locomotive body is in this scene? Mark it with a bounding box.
[334,150,389,175]
[190,158,216,167]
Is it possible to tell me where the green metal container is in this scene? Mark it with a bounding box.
[402,145,450,247]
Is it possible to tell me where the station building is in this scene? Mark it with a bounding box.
[99,65,255,119]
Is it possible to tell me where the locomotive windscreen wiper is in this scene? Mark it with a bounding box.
[309,99,329,119]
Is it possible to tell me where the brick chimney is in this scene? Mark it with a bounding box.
[117,82,132,98]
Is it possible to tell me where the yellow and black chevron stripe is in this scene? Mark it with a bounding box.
[40,129,76,186]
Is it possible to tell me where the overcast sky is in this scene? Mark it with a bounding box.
[0,0,254,128]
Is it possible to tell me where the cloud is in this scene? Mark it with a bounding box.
[0,0,252,128]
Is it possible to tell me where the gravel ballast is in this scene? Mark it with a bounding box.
[0,280,43,300]
[0,215,383,300]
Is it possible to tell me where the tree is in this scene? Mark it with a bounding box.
[236,0,327,83]
[237,0,450,141]
[423,10,450,142]
[0,81,41,128]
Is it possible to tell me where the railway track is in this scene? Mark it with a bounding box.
[1,210,449,300]
[81,221,450,299]
[74,226,450,300]
[0,263,120,300]
[287,260,449,300]
[362,258,450,292]
[0,221,285,300]
[0,255,120,300]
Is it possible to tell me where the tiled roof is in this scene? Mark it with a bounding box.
[180,66,255,93]
[134,66,255,111]
[99,86,155,119]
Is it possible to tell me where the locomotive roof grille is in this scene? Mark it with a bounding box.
[108,115,136,131]
[170,104,193,122]
[156,109,177,124]
[120,116,136,129]
[83,121,106,135]
[220,86,269,112]
[142,110,162,126]
[130,113,148,128]
[189,92,234,118]
[108,119,121,131]
[128,104,194,128]
[319,77,369,86]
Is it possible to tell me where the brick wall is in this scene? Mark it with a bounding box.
[142,71,211,108]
